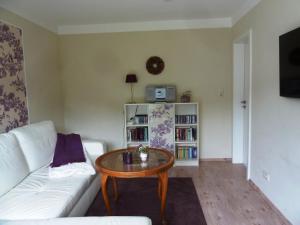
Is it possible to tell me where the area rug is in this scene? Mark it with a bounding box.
[85,177,207,225]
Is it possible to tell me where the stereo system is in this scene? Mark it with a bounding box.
[145,85,176,103]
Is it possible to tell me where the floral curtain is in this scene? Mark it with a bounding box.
[0,21,28,133]
[149,103,175,152]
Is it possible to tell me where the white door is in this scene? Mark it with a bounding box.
[233,30,252,180]
[243,42,250,167]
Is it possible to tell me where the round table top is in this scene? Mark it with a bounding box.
[95,148,174,178]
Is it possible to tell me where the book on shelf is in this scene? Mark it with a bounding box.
[175,127,197,142]
[127,127,148,142]
[176,146,197,160]
[175,115,197,124]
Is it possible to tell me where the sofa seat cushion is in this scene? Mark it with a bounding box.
[0,133,30,197]
[0,217,152,225]
[0,166,95,220]
[10,121,57,172]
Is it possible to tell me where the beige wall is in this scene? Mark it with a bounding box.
[0,7,64,131]
[233,0,300,223]
[59,29,233,158]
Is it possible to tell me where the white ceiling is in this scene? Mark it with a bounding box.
[0,0,261,34]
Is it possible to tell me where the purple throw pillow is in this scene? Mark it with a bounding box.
[51,133,86,167]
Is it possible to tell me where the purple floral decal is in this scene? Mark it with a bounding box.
[149,104,174,152]
[0,21,28,133]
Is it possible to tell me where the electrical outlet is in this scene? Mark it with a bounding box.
[262,170,271,182]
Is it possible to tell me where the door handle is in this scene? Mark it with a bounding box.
[241,100,247,109]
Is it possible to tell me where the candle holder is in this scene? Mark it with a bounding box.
[122,151,133,164]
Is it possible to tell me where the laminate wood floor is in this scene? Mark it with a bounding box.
[169,161,291,225]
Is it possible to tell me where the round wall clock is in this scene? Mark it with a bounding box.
[146,56,165,75]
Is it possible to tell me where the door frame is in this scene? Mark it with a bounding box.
[232,29,253,180]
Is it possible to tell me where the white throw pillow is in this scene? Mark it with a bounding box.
[0,133,30,196]
[48,162,95,178]
[10,121,57,172]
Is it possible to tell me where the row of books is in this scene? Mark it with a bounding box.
[175,115,197,124]
[176,146,197,160]
[134,114,148,124]
[175,128,197,142]
[127,127,148,142]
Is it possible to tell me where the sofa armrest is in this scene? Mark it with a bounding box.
[82,139,106,166]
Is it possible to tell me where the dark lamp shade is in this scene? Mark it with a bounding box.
[125,74,137,83]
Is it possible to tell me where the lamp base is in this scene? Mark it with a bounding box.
[128,83,136,104]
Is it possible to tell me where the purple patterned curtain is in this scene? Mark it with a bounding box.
[0,21,28,133]
[149,104,175,152]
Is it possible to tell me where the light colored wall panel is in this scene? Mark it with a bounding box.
[233,0,300,223]
[59,29,233,158]
[0,7,64,131]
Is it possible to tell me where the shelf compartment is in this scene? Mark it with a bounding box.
[175,114,197,124]
[175,123,198,127]
[175,159,198,166]
[126,124,149,127]
[175,141,197,144]
[176,159,198,162]
[175,127,197,142]
[175,145,197,160]
[127,127,148,142]
[127,141,149,145]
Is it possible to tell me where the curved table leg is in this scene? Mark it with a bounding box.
[112,177,118,201]
[101,174,112,215]
[158,175,162,200]
[159,171,168,222]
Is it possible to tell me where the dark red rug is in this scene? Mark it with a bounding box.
[85,177,207,225]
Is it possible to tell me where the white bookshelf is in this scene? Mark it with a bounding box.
[174,103,199,166]
[124,103,199,166]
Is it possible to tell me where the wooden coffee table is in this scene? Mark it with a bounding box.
[95,147,174,221]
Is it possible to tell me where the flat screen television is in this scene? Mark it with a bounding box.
[280,27,300,97]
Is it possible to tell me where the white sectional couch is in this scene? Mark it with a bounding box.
[0,217,152,225]
[0,121,151,225]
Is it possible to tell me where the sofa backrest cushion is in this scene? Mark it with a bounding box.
[0,133,30,197]
[10,121,57,172]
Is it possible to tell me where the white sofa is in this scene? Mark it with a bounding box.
[0,217,152,225]
[0,121,151,225]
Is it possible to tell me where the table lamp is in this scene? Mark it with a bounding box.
[125,74,137,103]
